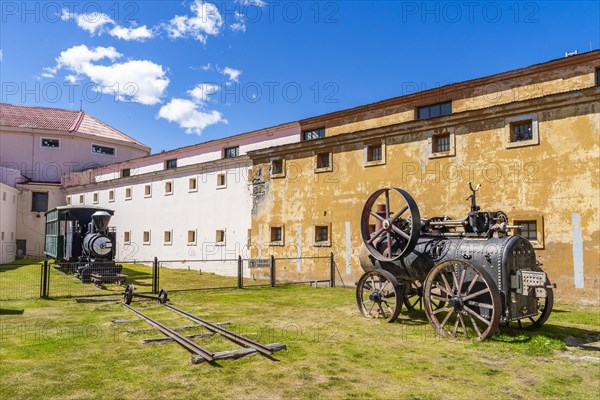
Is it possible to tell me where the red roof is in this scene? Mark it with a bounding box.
[0,103,149,149]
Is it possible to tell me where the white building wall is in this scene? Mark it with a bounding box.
[0,183,19,264]
[67,160,253,276]
[15,184,65,258]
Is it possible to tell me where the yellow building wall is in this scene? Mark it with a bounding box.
[251,100,599,303]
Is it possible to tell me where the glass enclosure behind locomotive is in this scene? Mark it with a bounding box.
[44,206,123,284]
[356,183,554,340]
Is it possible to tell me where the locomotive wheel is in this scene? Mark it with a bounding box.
[423,260,501,341]
[403,281,445,312]
[361,188,421,262]
[510,277,554,329]
[356,270,403,322]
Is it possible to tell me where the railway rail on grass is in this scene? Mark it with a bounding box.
[121,286,285,364]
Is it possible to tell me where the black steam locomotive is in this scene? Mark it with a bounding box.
[44,206,123,283]
[357,183,554,340]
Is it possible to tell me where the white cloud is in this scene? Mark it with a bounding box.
[166,0,223,44]
[220,66,242,82]
[50,44,169,105]
[61,9,155,41]
[230,11,246,32]
[235,0,266,6]
[0,49,3,62]
[188,83,220,104]
[61,10,115,35]
[64,74,80,84]
[109,25,154,41]
[158,98,226,134]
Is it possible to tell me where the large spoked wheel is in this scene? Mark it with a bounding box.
[509,277,554,329]
[356,270,403,323]
[403,281,446,312]
[360,188,421,262]
[423,260,501,341]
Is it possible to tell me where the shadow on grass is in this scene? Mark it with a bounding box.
[0,308,24,315]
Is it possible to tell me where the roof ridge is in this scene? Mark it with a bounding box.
[69,111,85,132]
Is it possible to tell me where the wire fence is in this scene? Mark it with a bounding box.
[1,253,338,300]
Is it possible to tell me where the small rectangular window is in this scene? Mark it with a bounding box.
[515,220,538,241]
[144,184,152,197]
[124,231,131,244]
[317,152,330,169]
[216,230,225,244]
[125,187,132,200]
[187,230,196,245]
[189,177,197,191]
[271,159,284,176]
[1,232,4,241]
[224,146,239,158]
[143,231,151,245]
[108,190,115,202]
[367,145,382,162]
[270,226,283,243]
[66,196,71,205]
[433,134,450,153]
[511,120,533,142]
[302,127,325,141]
[93,192,99,204]
[41,138,60,148]
[417,101,452,120]
[165,159,177,169]
[2,192,5,201]
[10,232,14,241]
[217,173,226,188]
[164,230,172,244]
[31,192,49,212]
[121,168,131,178]
[165,181,173,194]
[596,68,600,86]
[79,194,84,204]
[91,144,116,156]
[315,225,329,243]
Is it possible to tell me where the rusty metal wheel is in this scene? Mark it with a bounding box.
[423,260,501,340]
[403,281,445,311]
[360,188,421,262]
[356,270,403,322]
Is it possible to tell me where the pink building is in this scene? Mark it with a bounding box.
[0,103,150,260]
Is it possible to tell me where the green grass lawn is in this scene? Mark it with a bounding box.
[1,261,599,400]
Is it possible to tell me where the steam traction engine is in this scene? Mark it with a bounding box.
[356,183,554,340]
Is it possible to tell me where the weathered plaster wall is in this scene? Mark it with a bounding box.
[251,98,599,303]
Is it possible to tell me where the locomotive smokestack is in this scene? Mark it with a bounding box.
[92,211,112,232]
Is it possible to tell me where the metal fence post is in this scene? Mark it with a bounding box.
[330,252,335,288]
[152,257,159,294]
[41,258,50,298]
[237,256,243,289]
[270,255,276,287]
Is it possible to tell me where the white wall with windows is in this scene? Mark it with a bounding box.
[66,158,254,276]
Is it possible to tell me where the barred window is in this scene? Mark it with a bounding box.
[511,121,533,142]
[302,128,325,141]
[433,134,450,153]
[224,146,239,158]
[515,220,537,241]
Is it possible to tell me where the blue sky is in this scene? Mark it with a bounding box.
[1,1,598,152]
